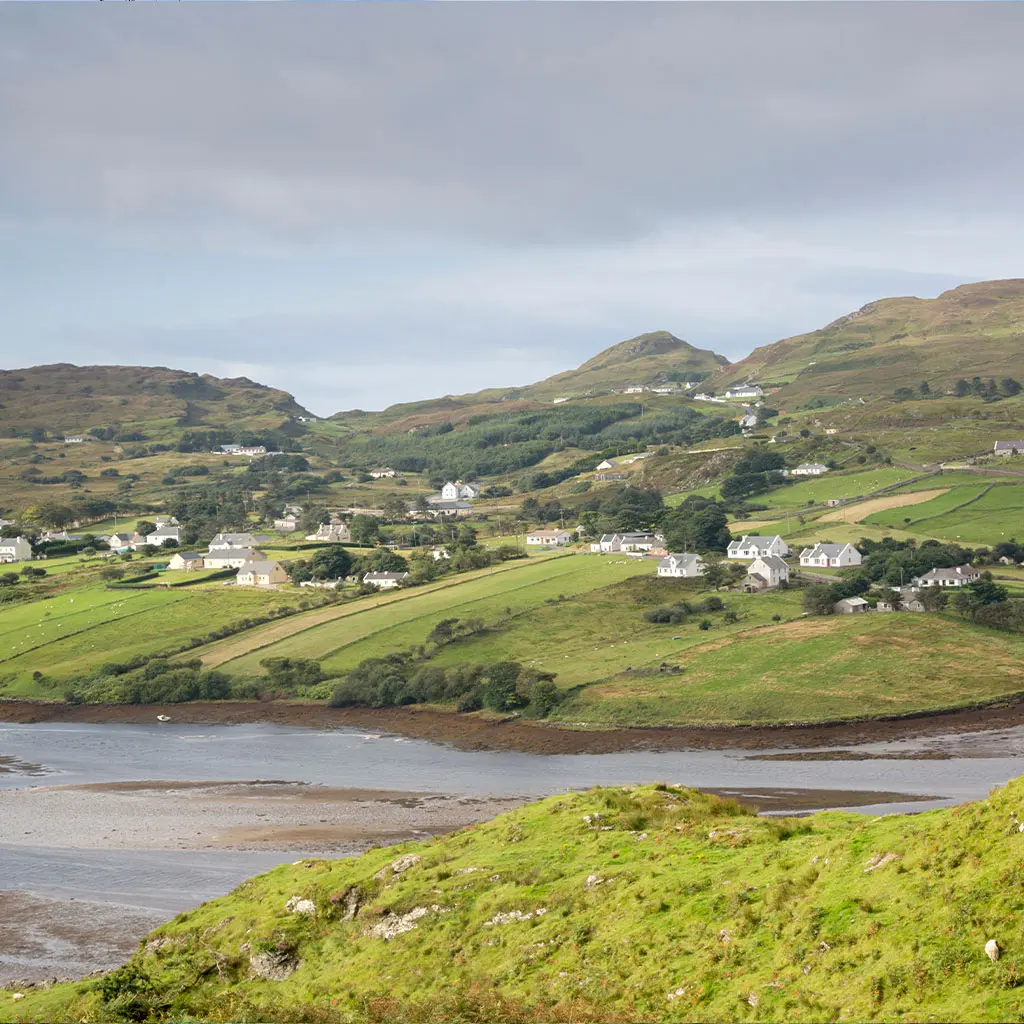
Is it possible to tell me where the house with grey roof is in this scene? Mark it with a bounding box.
[789,462,830,477]
[799,542,862,568]
[363,571,410,589]
[236,560,288,587]
[913,565,981,588]
[993,440,1024,457]
[745,554,790,589]
[834,596,869,614]
[657,553,705,578]
[204,547,265,570]
[727,534,790,559]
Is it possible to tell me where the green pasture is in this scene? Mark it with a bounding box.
[0,583,302,697]
[559,611,1024,726]
[758,466,919,509]
[214,554,653,677]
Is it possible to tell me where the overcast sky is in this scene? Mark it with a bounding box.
[2,3,1023,415]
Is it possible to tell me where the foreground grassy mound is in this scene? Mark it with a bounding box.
[9,782,1024,1023]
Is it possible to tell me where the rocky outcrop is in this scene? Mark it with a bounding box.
[249,950,299,981]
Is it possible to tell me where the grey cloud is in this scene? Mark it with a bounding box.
[2,4,1024,244]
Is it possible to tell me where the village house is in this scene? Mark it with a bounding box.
[425,500,474,518]
[306,522,352,543]
[431,546,451,561]
[789,462,830,477]
[167,552,205,571]
[283,504,303,516]
[593,532,663,554]
[799,542,862,568]
[369,467,398,479]
[236,560,288,587]
[526,529,572,547]
[594,459,618,471]
[552,397,570,404]
[623,452,653,464]
[624,385,648,394]
[693,392,726,403]
[203,547,265,570]
[154,516,180,529]
[145,525,183,547]
[825,428,839,435]
[745,554,790,589]
[0,536,33,563]
[657,552,705,578]
[913,565,981,588]
[834,596,869,614]
[209,532,267,550]
[363,571,410,589]
[273,513,301,532]
[739,412,759,431]
[63,435,85,444]
[993,440,1024,457]
[439,481,481,501]
[104,533,135,553]
[727,534,790,559]
[724,384,764,399]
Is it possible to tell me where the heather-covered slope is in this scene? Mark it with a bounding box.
[8,779,1024,1023]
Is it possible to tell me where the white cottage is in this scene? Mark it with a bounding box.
[799,543,862,568]
[745,554,790,588]
[526,529,572,547]
[657,553,705,578]
[727,535,790,559]
[0,536,33,563]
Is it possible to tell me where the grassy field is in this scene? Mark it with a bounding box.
[0,583,306,697]
[758,466,920,509]
[209,555,652,677]
[558,612,1024,726]
[12,778,1024,1023]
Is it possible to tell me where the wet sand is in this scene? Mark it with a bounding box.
[5,697,1024,755]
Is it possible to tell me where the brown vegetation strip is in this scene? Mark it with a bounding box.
[5,697,1024,755]
[817,488,949,522]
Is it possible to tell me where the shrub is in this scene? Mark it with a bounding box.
[698,619,712,630]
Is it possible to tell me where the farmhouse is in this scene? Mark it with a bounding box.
[167,552,205,571]
[799,543,862,568]
[274,513,300,532]
[657,553,705,578]
[595,532,663,553]
[0,536,33,563]
[594,460,618,472]
[739,412,759,431]
[104,533,135,553]
[204,548,265,569]
[145,526,182,547]
[236,560,288,587]
[526,529,572,546]
[789,462,830,477]
[306,522,352,543]
[363,571,410,589]
[63,436,85,444]
[834,596,869,614]
[724,384,764,399]
[993,441,1024,457]
[624,385,648,394]
[369,467,398,479]
[439,481,481,501]
[431,546,451,561]
[154,516,180,528]
[727,534,790,559]
[425,500,473,518]
[209,532,266,550]
[914,565,981,588]
[745,554,790,589]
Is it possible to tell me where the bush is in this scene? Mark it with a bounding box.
[698,619,712,630]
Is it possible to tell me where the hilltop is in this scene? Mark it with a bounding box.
[330,331,728,432]
[710,279,1024,407]
[0,364,312,441]
[7,779,1024,1023]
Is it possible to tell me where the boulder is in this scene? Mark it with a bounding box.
[285,896,316,916]
[249,950,298,981]
[362,905,446,940]
[390,853,422,874]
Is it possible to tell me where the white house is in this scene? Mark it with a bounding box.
[834,596,869,614]
[799,543,862,568]
[204,547,265,569]
[145,526,183,547]
[236,560,288,587]
[274,514,300,532]
[209,532,265,551]
[104,532,135,553]
[739,413,759,430]
[218,444,267,457]
[526,529,572,546]
[596,532,662,553]
[440,481,481,501]
[370,467,398,479]
[167,552,205,571]
[0,536,33,563]
[63,435,85,444]
[657,553,705,578]
[727,535,790,559]
[724,385,764,399]
[594,460,618,472]
[789,463,830,477]
[624,385,648,394]
[306,522,352,543]
[431,546,451,561]
[746,554,790,588]
[993,440,1024,457]
[425,500,473,518]
[914,565,981,588]
[363,571,410,589]
[154,516,180,528]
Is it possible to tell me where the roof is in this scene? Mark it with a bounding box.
[429,500,472,509]
[364,571,409,581]
[794,462,829,471]
[751,554,789,570]
[528,529,571,538]
[806,543,851,558]
[211,532,257,543]
[237,560,282,574]
[837,596,869,607]
[993,441,1024,451]
[920,564,978,580]
[659,553,702,567]
[206,547,262,560]
[171,551,204,560]
[730,535,782,546]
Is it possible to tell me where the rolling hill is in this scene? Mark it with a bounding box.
[710,279,1024,407]
[0,364,312,441]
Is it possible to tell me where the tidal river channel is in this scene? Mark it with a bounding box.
[3,720,1024,982]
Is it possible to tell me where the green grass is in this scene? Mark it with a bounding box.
[0,583,305,697]
[559,612,1024,726]
[214,555,652,677]
[758,466,920,509]
[12,779,1024,1023]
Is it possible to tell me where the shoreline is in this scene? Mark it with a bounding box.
[5,697,1024,754]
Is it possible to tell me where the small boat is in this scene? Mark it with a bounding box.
[156,715,171,723]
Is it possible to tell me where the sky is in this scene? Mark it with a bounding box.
[1,4,1023,416]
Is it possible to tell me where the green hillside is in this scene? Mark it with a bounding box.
[0,364,312,441]
[9,779,1024,1023]
[710,279,1024,409]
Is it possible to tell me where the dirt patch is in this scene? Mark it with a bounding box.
[818,488,949,523]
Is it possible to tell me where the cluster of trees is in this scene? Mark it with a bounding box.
[643,594,726,624]
[894,378,1022,401]
[65,658,234,705]
[719,450,788,502]
[660,496,733,553]
[329,655,562,717]
[175,429,301,454]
